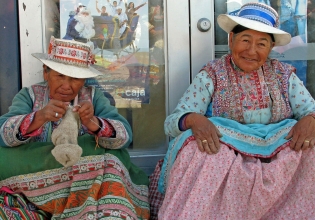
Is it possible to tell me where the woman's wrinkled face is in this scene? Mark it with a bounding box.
[44,67,85,102]
[229,29,275,73]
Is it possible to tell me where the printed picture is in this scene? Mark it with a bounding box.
[59,0,150,108]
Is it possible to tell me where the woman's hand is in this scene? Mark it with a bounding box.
[26,100,69,134]
[185,113,222,154]
[286,115,315,151]
[39,100,69,122]
[73,101,100,133]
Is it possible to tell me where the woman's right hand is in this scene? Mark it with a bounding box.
[39,100,69,122]
[25,100,69,134]
[185,113,222,154]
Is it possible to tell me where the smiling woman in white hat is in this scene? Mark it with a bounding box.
[0,36,150,219]
[151,2,315,219]
[217,2,291,46]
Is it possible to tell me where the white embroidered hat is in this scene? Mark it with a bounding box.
[32,36,101,78]
[217,2,291,46]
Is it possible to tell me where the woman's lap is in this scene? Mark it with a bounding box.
[0,136,150,219]
[158,140,315,219]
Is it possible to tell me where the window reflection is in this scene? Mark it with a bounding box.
[44,0,166,150]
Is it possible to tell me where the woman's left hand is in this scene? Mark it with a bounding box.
[73,101,100,133]
[286,115,315,151]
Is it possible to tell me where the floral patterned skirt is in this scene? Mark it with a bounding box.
[158,141,315,219]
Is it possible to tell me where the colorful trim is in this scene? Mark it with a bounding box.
[48,36,94,68]
[0,186,50,219]
[238,2,279,27]
[0,154,149,219]
[98,119,130,149]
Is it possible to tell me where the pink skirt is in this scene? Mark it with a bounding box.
[158,141,315,219]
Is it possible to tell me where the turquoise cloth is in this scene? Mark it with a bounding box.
[158,117,297,194]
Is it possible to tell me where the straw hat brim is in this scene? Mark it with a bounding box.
[217,14,291,46]
[32,53,102,78]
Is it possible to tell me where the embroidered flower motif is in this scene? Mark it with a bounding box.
[111,210,121,216]
[96,163,102,169]
[71,49,77,57]
[87,54,96,65]
[46,178,54,185]
[61,174,69,181]
[58,48,64,55]
[80,165,87,172]
[29,181,37,189]
[87,213,95,219]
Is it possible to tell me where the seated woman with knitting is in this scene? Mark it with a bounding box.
[154,3,315,219]
[0,36,149,219]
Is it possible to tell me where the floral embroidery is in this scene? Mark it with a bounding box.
[201,54,293,123]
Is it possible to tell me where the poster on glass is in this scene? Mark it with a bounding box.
[59,0,150,108]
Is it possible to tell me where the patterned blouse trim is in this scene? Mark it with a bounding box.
[0,115,30,147]
[97,119,129,149]
[201,54,294,123]
[19,112,43,137]
[86,117,115,137]
[31,84,54,142]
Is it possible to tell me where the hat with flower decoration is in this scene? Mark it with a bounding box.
[32,36,101,78]
[217,2,291,46]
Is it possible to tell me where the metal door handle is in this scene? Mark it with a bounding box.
[197,18,211,32]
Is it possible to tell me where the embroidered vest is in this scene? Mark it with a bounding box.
[201,54,294,123]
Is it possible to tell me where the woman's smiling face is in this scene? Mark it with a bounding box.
[44,66,85,102]
[229,29,275,73]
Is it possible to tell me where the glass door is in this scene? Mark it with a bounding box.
[19,0,220,174]
[166,0,215,112]
[168,0,315,110]
[18,0,170,174]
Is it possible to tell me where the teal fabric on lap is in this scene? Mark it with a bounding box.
[213,117,296,155]
[158,117,297,194]
[0,134,148,185]
[0,135,103,180]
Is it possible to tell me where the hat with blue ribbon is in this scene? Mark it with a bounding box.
[217,2,291,46]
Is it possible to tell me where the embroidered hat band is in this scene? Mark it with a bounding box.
[238,3,279,28]
[48,37,94,68]
[32,36,101,78]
